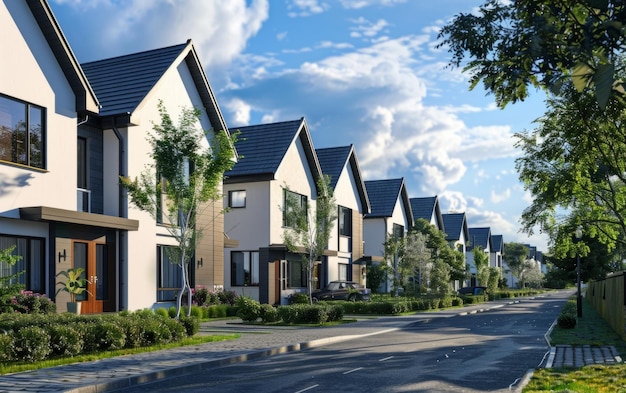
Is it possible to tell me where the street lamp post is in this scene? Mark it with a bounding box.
[575,226,583,318]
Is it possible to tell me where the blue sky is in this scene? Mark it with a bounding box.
[50,0,549,252]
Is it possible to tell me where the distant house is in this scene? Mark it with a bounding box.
[223,118,334,304]
[442,213,469,255]
[363,178,413,293]
[490,234,504,276]
[1,1,232,312]
[316,145,371,288]
[466,227,492,286]
[410,196,444,231]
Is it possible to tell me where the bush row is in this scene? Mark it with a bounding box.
[557,298,578,329]
[154,304,238,320]
[235,297,344,324]
[0,310,197,363]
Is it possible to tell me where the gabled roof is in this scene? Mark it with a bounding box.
[442,212,468,242]
[224,118,321,184]
[81,40,229,136]
[25,0,99,114]
[364,178,413,226]
[316,145,370,214]
[468,227,492,251]
[491,234,504,253]
[410,196,444,230]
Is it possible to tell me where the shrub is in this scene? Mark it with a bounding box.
[49,325,83,357]
[236,297,262,322]
[0,333,14,362]
[13,291,57,314]
[260,304,280,323]
[557,314,577,329]
[218,290,238,306]
[192,287,209,306]
[162,318,186,341]
[91,321,126,351]
[178,315,199,336]
[288,293,310,304]
[155,308,169,318]
[13,325,51,362]
[190,305,204,319]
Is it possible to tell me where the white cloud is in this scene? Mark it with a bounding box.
[225,98,251,126]
[340,0,406,9]
[490,188,511,204]
[287,0,329,17]
[350,17,390,39]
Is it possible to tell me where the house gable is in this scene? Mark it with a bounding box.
[410,196,443,230]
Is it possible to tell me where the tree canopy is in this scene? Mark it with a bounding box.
[121,102,236,317]
[515,82,626,252]
[437,0,626,109]
[503,242,529,283]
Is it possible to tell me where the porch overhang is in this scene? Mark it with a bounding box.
[20,206,139,231]
[224,233,239,248]
[266,244,338,257]
[354,255,384,264]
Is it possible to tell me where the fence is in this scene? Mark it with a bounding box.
[586,271,625,340]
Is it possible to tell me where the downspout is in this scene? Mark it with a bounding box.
[111,122,128,311]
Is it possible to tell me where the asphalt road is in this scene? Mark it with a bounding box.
[114,292,570,393]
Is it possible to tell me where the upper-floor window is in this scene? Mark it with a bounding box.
[338,206,352,236]
[283,189,307,228]
[228,190,246,208]
[0,94,45,169]
[392,223,404,239]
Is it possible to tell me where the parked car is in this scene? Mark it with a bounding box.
[457,286,487,295]
[312,281,371,302]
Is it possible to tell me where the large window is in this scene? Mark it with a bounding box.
[0,235,44,292]
[287,259,307,288]
[338,206,352,236]
[157,245,182,302]
[228,190,246,208]
[392,223,404,239]
[0,94,45,169]
[231,251,259,286]
[283,189,307,228]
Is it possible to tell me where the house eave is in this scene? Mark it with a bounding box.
[20,206,139,231]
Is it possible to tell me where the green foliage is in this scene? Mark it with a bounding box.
[120,102,237,319]
[48,325,83,357]
[487,267,500,294]
[178,316,199,336]
[503,243,529,282]
[412,219,466,282]
[276,304,343,324]
[288,293,310,304]
[0,334,13,362]
[557,299,579,329]
[13,326,51,362]
[11,291,56,314]
[235,296,262,322]
[282,175,337,303]
[192,288,209,305]
[260,304,280,323]
[365,263,386,294]
[55,268,89,303]
[437,0,626,109]
[0,245,25,314]
[472,247,490,287]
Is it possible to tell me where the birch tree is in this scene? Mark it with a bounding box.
[121,102,236,318]
[282,175,337,304]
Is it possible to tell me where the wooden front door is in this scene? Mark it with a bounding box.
[73,241,107,314]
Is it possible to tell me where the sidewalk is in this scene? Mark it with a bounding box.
[0,296,621,393]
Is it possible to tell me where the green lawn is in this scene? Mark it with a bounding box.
[523,298,626,393]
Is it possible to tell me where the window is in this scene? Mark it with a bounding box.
[0,94,45,169]
[338,206,352,236]
[157,245,182,302]
[287,258,307,288]
[283,189,307,228]
[231,251,259,286]
[228,190,246,208]
[338,263,348,281]
[392,223,404,239]
[0,235,44,292]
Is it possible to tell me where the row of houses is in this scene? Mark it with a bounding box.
[0,0,541,313]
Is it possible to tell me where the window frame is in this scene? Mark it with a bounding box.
[282,189,308,228]
[156,245,184,302]
[0,235,45,292]
[230,250,259,286]
[228,190,246,208]
[0,94,46,169]
[338,206,352,237]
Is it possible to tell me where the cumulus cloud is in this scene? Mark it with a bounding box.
[350,17,390,39]
[287,0,329,17]
[340,0,407,9]
[491,188,511,204]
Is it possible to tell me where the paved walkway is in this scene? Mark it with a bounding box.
[0,296,622,393]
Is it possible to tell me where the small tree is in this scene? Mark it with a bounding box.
[429,257,452,296]
[282,175,337,304]
[121,102,236,318]
[0,245,24,313]
[401,231,432,295]
[472,247,490,287]
[383,233,405,296]
[503,242,529,287]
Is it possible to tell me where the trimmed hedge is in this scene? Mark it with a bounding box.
[557,298,578,329]
[0,310,196,363]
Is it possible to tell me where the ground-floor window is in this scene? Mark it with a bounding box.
[288,259,307,288]
[0,235,44,292]
[157,245,182,302]
[338,263,348,281]
[231,251,259,286]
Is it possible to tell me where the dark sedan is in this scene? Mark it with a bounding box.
[312,281,371,302]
